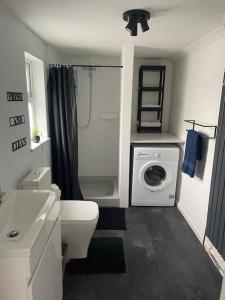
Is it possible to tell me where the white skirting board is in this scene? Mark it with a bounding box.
[204,237,225,276]
[177,201,205,243]
[177,202,225,276]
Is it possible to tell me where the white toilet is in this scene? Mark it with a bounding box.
[21,167,99,261]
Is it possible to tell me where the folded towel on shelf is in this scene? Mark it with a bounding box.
[181,130,202,177]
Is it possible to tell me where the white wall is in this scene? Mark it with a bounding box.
[131,57,173,133]
[0,3,61,189]
[62,56,121,177]
[46,45,63,65]
[169,30,225,241]
[119,45,134,207]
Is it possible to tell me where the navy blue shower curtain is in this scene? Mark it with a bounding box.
[47,65,83,200]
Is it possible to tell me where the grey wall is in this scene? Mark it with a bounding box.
[0,3,61,189]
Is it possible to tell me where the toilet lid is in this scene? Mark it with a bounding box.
[61,201,99,224]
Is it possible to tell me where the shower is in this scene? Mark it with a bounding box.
[71,63,122,206]
[48,63,121,204]
[74,66,96,129]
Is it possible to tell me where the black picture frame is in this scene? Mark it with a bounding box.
[7,92,23,102]
[9,115,25,127]
[12,137,27,152]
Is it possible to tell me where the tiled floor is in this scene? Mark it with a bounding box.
[63,207,222,300]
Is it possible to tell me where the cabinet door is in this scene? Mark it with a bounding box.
[49,219,63,300]
[28,241,52,300]
[28,219,62,300]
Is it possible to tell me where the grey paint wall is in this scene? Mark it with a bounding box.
[0,3,60,189]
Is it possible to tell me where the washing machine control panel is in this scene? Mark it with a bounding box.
[134,147,179,161]
[137,153,149,157]
[135,151,161,160]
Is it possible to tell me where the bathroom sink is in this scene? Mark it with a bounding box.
[0,190,62,300]
[0,190,58,258]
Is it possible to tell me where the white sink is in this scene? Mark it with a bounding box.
[0,190,62,300]
[0,190,58,258]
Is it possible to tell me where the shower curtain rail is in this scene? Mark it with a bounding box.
[49,64,123,68]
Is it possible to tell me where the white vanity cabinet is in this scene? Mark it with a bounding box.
[0,191,63,300]
[28,218,62,300]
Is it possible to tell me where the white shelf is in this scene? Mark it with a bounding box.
[130,132,184,144]
[142,104,161,108]
[30,138,50,151]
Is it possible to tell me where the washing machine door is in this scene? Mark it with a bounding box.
[139,161,171,192]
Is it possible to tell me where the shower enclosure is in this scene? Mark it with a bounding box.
[79,176,119,207]
[73,62,121,206]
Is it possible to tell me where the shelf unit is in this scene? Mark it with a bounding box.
[137,65,166,133]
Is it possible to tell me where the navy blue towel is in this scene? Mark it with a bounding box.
[181,130,202,177]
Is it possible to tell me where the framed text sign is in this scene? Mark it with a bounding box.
[12,137,27,152]
[9,115,25,127]
[7,92,23,102]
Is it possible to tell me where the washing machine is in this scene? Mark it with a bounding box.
[131,144,179,206]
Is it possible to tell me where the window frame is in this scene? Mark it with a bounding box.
[25,59,36,136]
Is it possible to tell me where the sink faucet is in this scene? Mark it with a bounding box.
[0,187,6,204]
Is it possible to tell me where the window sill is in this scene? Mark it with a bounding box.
[30,137,50,151]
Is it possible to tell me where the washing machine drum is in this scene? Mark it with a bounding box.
[139,161,171,192]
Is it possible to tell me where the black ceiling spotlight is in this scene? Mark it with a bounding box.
[123,9,150,36]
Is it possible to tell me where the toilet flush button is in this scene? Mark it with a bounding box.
[155,153,160,158]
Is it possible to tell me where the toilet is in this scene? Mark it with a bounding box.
[21,167,99,261]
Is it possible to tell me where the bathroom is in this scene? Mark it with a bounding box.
[0,1,225,299]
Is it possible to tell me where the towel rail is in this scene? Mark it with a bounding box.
[184,120,217,140]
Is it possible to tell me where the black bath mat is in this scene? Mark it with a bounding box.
[96,207,127,230]
[66,237,126,274]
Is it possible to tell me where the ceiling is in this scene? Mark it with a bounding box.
[2,0,225,58]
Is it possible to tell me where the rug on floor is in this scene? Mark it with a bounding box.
[96,207,127,230]
[66,237,126,274]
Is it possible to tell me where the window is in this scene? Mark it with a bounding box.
[25,61,32,97]
[24,52,48,147]
[25,60,36,137]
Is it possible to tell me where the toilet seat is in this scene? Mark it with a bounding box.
[61,201,99,225]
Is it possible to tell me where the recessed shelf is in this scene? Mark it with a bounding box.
[131,132,184,144]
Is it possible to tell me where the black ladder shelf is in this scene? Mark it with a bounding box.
[137,65,166,133]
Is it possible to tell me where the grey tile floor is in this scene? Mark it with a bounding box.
[63,207,222,300]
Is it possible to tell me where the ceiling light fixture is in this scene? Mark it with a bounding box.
[123,9,150,36]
